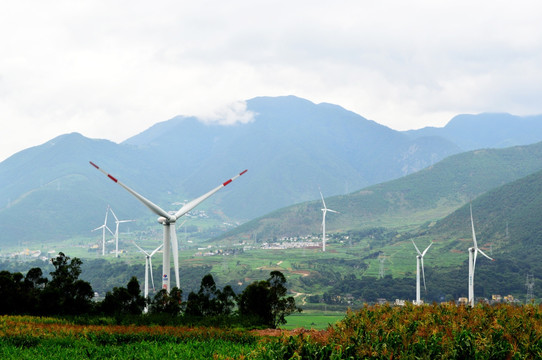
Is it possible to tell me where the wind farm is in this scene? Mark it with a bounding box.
[2,0,542,354]
[1,109,541,359]
[89,161,247,292]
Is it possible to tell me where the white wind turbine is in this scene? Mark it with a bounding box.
[92,205,114,256]
[411,240,433,305]
[109,207,135,258]
[90,161,247,292]
[468,203,495,307]
[320,190,339,252]
[133,241,163,313]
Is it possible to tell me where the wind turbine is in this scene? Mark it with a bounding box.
[320,190,339,252]
[411,240,433,305]
[109,207,135,258]
[468,203,495,307]
[92,205,114,256]
[90,161,247,292]
[133,241,163,313]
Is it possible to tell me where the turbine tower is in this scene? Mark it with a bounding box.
[468,203,495,307]
[109,207,135,258]
[92,205,114,256]
[133,241,163,313]
[320,190,339,252]
[412,240,433,305]
[90,161,247,292]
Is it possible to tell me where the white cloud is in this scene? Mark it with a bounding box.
[198,101,256,125]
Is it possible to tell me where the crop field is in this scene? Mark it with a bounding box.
[4,303,542,359]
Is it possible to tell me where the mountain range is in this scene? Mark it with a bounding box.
[1,95,542,246]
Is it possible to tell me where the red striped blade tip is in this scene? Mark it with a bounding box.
[240,169,248,175]
[89,161,99,169]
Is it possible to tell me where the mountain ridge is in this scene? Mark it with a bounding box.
[1,96,542,245]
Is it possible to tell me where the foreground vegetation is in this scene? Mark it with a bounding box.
[3,303,542,359]
[0,253,300,329]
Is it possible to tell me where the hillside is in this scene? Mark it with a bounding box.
[295,169,542,304]
[220,141,542,242]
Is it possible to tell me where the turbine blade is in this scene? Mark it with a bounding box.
[473,249,478,275]
[328,209,339,214]
[171,224,180,289]
[105,226,114,236]
[320,190,327,209]
[470,203,478,249]
[421,257,427,291]
[150,243,163,257]
[91,225,103,232]
[89,161,171,220]
[421,242,433,257]
[411,240,422,255]
[133,241,150,256]
[478,248,495,261]
[173,169,247,219]
[149,257,155,292]
[109,207,119,222]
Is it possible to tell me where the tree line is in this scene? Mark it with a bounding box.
[0,252,300,328]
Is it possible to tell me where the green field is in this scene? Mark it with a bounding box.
[283,312,345,330]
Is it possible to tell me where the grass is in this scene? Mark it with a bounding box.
[282,312,345,330]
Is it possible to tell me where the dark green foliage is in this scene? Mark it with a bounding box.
[40,252,94,315]
[238,270,301,328]
[185,274,237,317]
[149,287,183,315]
[99,276,146,315]
[0,255,300,329]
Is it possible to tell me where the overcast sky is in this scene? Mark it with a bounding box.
[1,1,541,161]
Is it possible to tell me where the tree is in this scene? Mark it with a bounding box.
[217,285,237,315]
[238,271,301,328]
[149,287,183,315]
[40,252,94,315]
[267,271,302,328]
[99,276,146,315]
[0,271,25,314]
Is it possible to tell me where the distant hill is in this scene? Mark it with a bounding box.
[406,113,542,151]
[220,141,542,242]
[1,96,542,246]
[426,167,542,253]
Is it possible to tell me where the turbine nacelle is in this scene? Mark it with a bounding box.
[157,216,176,224]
